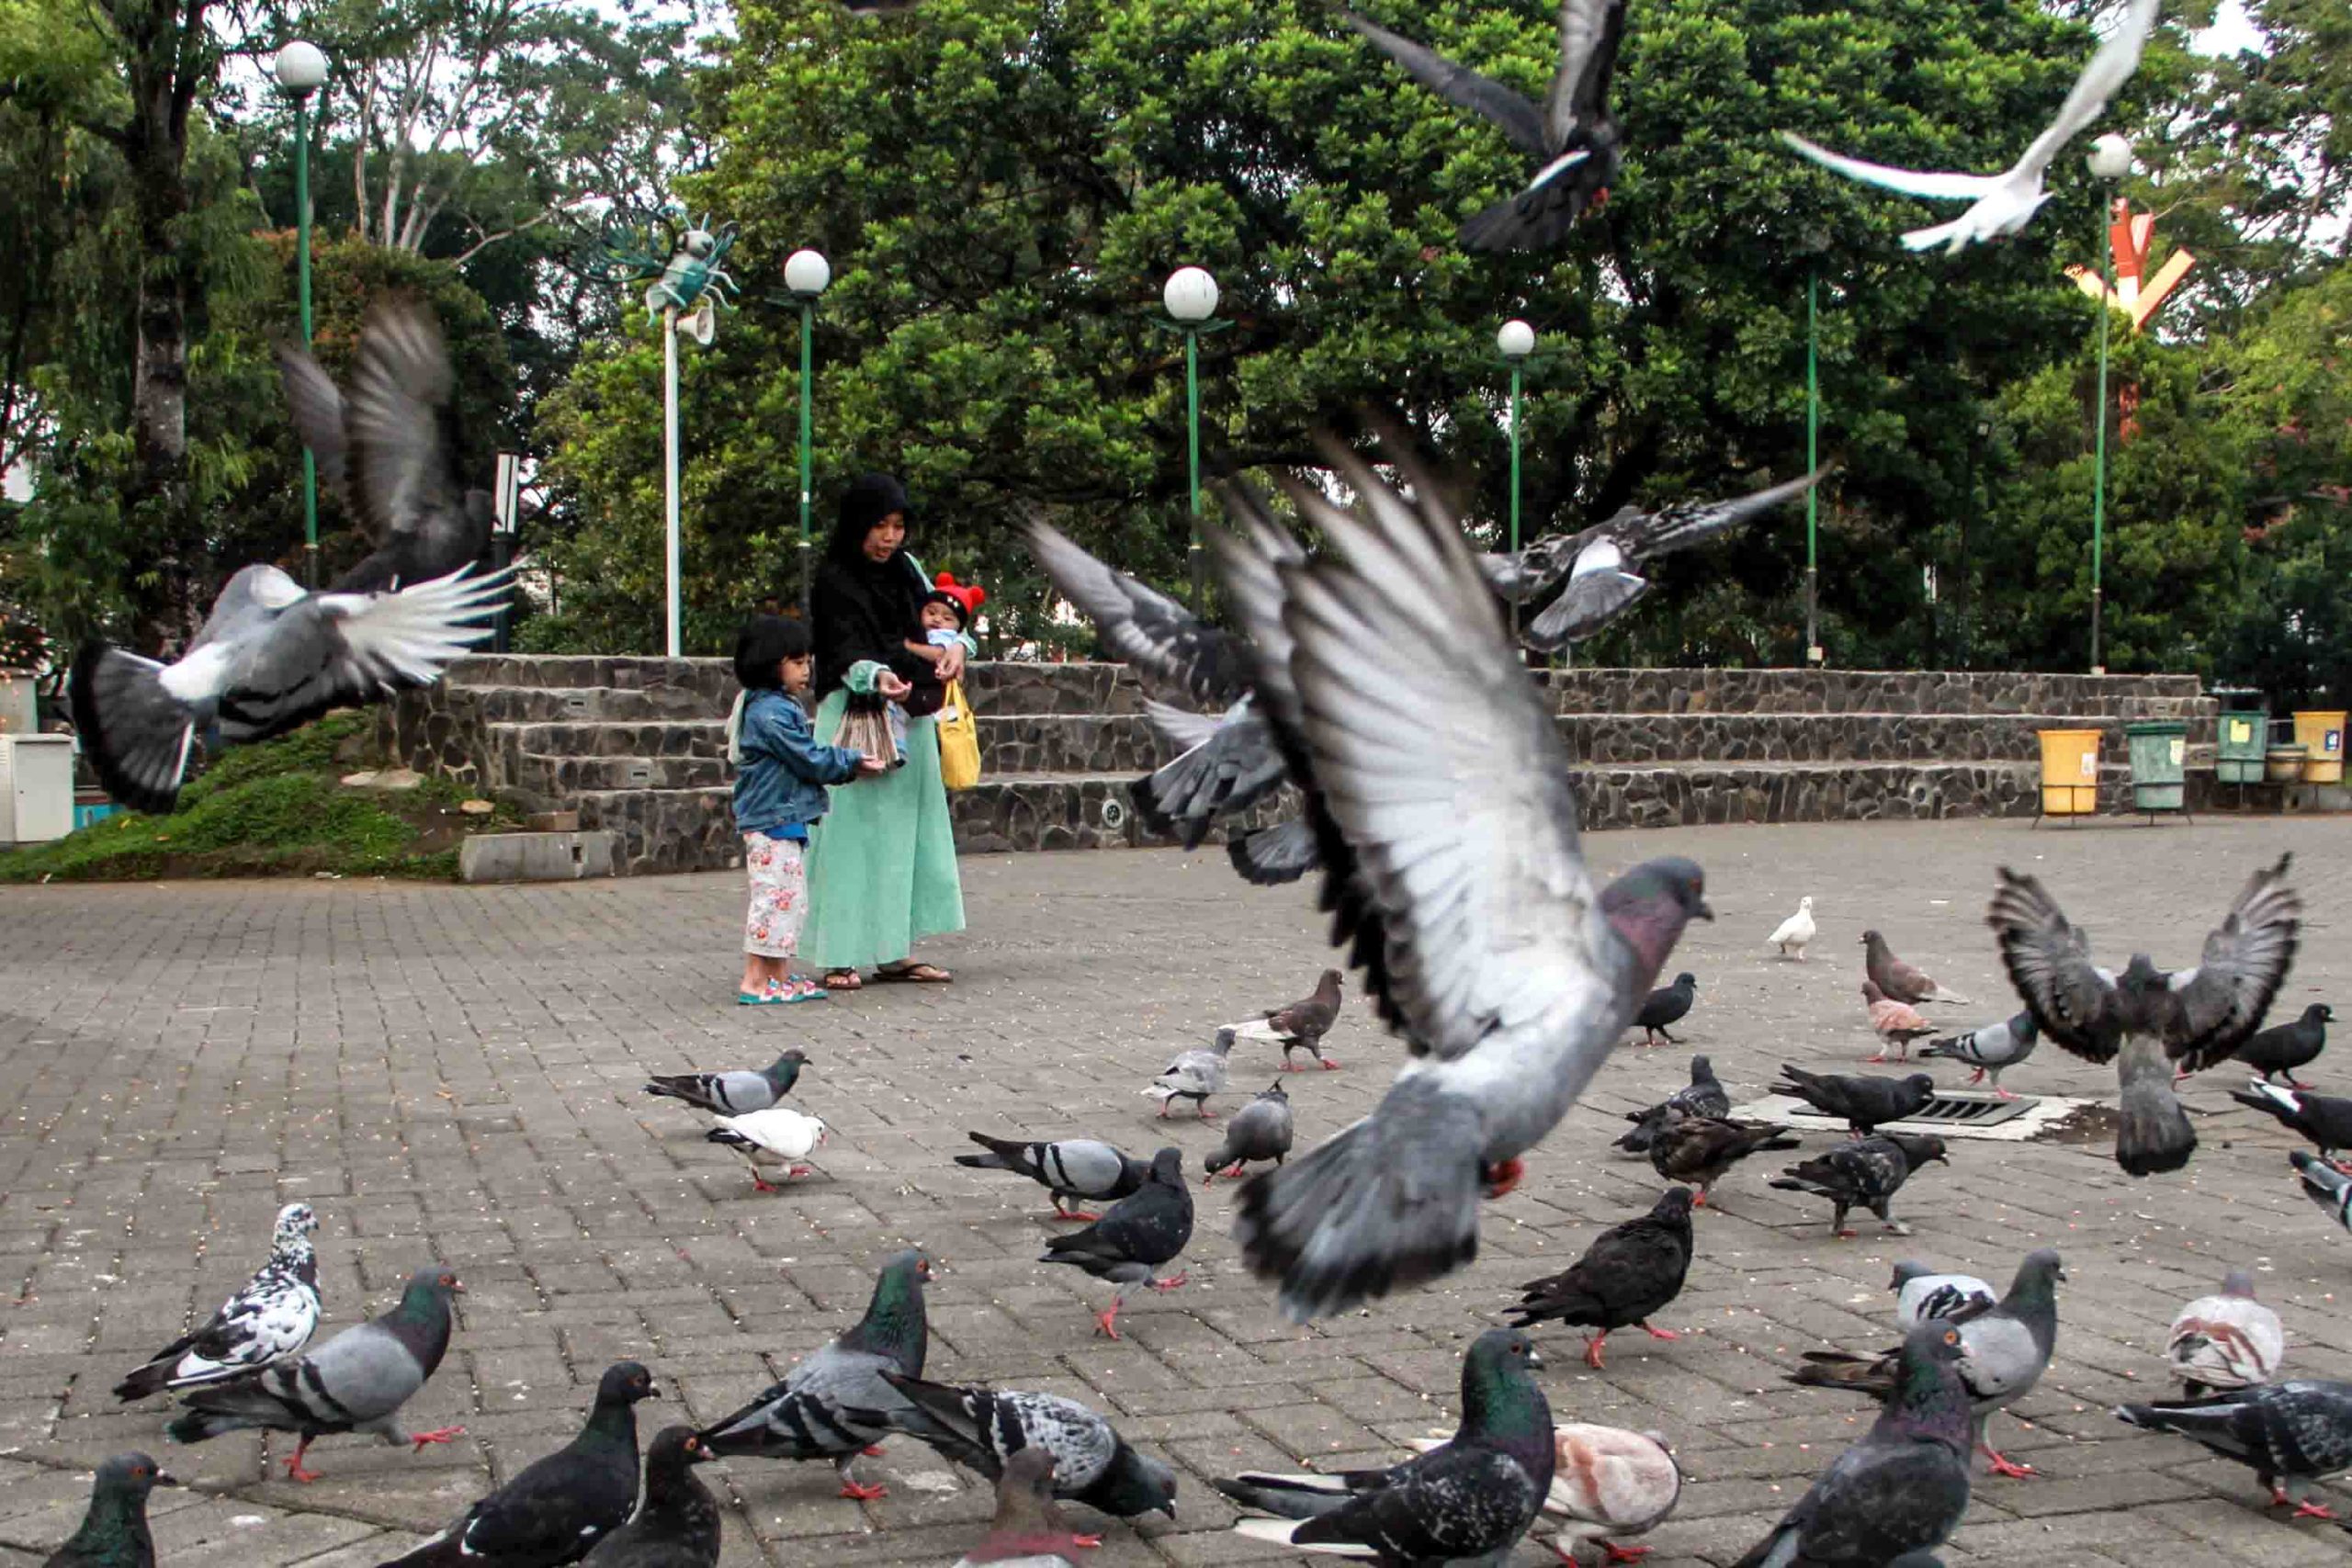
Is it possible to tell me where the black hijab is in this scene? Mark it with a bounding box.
[812,473,930,698]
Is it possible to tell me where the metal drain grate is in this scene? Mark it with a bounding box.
[1899,1094,2037,1128]
[1732,1090,2094,1143]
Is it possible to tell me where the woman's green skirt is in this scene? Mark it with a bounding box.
[799,689,967,971]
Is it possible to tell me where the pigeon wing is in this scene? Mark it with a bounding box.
[1550,0,1627,140]
[1778,131,1998,201]
[1020,514,1251,706]
[1988,867,2123,1064]
[275,344,350,508]
[2009,0,2162,181]
[1630,469,1829,559]
[1340,9,1548,157]
[343,303,463,550]
[2163,854,2301,1070]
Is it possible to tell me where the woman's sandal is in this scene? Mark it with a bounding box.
[823,969,865,991]
[873,961,953,984]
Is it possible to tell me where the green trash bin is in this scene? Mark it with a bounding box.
[2215,710,2268,785]
[2125,720,2189,813]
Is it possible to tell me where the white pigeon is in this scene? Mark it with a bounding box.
[1779,0,2161,254]
[1143,1027,1233,1120]
[2165,1269,2284,1395]
[707,1107,829,1191]
[1889,1259,1996,1330]
[114,1202,321,1400]
[1769,896,1817,961]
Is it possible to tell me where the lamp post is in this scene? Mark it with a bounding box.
[1800,227,1829,666]
[1162,266,1220,612]
[275,39,329,586]
[1497,319,1536,648]
[785,248,831,615]
[2085,132,2131,675]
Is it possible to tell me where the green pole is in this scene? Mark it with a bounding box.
[1804,267,1819,664]
[1509,360,1523,645]
[1185,324,1204,613]
[2090,197,2112,675]
[797,299,814,615]
[294,92,318,586]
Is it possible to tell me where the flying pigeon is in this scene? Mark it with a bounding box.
[954,1450,1097,1568]
[1647,1117,1799,1208]
[116,1202,320,1401]
[1615,1055,1731,1153]
[1225,968,1346,1071]
[1128,696,1289,853]
[1920,1011,2040,1099]
[1890,1261,1996,1330]
[1792,1248,2061,1480]
[2232,1002,2334,1088]
[1404,1424,1679,1567]
[1989,853,2302,1176]
[2116,1380,2352,1518]
[1633,973,1697,1047]
[1509,1188,1694,1367]
[1208,428,1712,1320]
[1340,0,1624,252]
[2229,1080,2352,1169]
[1226,818,1323,886]
[1485,472,1828,649]
[705,1107,828,1191]
[577,1427,720,1568]
[1778,0,2161,254]
[1862,930,1970,1008]
[166,1265,465,1482]
[1203,1083,1295,1183]
[697,1249,932,1499]
[956,1134,1148,1222]
[1144,1029,1232,1119]
[2290,1150,2352,1234]
[1040,1148,1193,1338]
[379,1362,655,1568]
[1770,1133,1949,1238]
[1733,1323,1974,1567]
[1772,1065,1936,1134]
[644,1050,807,1116]
[1768,896,1816,962]
[42,1455,178,1568]
[1217,1328,1555,1558]
[849,1371,1179,1522]
[2166,1269,2284,1397]
[1862,981,1938,1064]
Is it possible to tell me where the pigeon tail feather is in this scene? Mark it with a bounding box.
[71,642,198,815]
[1227,820,1320,886]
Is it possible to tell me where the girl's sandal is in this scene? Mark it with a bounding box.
[823,969,865,991]
[776,976,831,1004]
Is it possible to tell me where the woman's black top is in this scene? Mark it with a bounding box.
[811,552,933,701]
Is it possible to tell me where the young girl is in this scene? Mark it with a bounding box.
[726,615,899,1004]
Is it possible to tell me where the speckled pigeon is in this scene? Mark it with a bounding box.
[1615,1056,1730,1154]
[1890,1261,1994,1330]
[645,1051,807,1115]
[1040,1148,1193,1339]
[42,1456,177,1568]
[2167,1269,2285,1397]
[955,1450,1097,1568]
[1920,1011,2039,1099]
[578,1427,720,1568]
[1204,1084,1295,1183]
[848,1371,1178,1521]
[2117,1379,2352,1518]
[117,1202,320,1401]
[956,1134,1148,1222]
[1772,1065,1935,1135]
[2292,1150,2352,1233]
[1509,1188,1693,1368]
[2233,1003,2334,1088]
[1647,1117,1797,1208]
[1770,1134,1948,1238]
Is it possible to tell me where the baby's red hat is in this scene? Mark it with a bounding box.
[927,571,988,626]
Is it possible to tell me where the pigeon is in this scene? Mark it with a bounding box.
[42,1455,178,1568]
[1862,931,1970,1008]
[2233,1002,2334,1088]
[1508,1188,1694,1368]
[1227,968,1346,1071]
[1778,0,2161,254]
[2166,1269,2285,1398]
[696,1248,932,1499]
[1227,818,1323,886]
[1203,1083,1295,1183]
[848,1371,1179,1522]
[1633,973,1697,1047]
[1208,428,1713,1320]
[1485,472,1828,649]
[1920,1011,2041,1100]
[2229,1080,2352,1168]
[1217,1328,1555,1559]
[1772,1065,1936,1134]
[166,1264,465,1482]
[116,1201,320,1401]
[1143,1029,1232,1119]
[1861,981,1938,1064]
[1614,1055,1730,1153]
[1647,1117,1799,1208]
[1403,1424,1679,1567]
[1129,696,1289,853]
[577,1427,720,1568]
[956,1134,1148,1222]
[1768,897,1816,962]
[2291,1150,2352,1233]
[1734,1323,1974,1567]
[379,1362,656,1568]
[2116,1380,2352,1518]
[1792,1248,2061,1480]
[1040,1148,1193,1338]
[705,1107,828,1191]
[1989,853,2302,1176]
[954,1450,1098,1568]
[1890,1261,1996,1330]
[644,1051,807,1115]
[1770,1133,1949,1238]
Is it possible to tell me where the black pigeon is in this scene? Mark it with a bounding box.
[578,1427,720,1568]
[2232,1081,2352,1167]
[1040,1147,1193,1338]
[378,1362,657,1568]
[1772,1065,1936,1134]
[1218,1328,1555,1559]
[1615,1055,1730,1153]
[2233,1003,2334,1088]
[1632,973,1696,1046]
[43,1456,177,1568]
[1508,1188,1693,1368]
[851,1371,1180,1522]
[1733,1323,1974,1567]
[1204,1083,1295,1183]
[956,1134,1148,1221]
[1648,1117,1799,1208]
[1770,1134,1949,1238]
[1341,0,1625,252]
[2117,1380,2352,1518]
[644,1051,806,1116]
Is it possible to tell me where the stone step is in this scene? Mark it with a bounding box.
[448,682,726,724]
[1543,666,2211,716]
[573,787,741,877]
[510,752,729,797]
[492,719,730,761]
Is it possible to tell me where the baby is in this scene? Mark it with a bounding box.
[886,575,985,759]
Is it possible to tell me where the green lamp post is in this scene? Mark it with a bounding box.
[1497,318,1536,648]
[1800,227,1830,666]
[2085,131,2132,676]
[275,39,329,586]
[785,248,831,616]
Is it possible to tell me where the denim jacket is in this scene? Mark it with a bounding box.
[729,689,864,838]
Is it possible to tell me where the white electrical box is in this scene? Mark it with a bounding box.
[0,734,75,844]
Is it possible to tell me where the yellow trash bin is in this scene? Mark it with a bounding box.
[2038,728,2103,815]
[2292,711,2346,784]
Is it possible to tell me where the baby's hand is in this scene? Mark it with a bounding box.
[855,755,889,776]
[875,671,912,700]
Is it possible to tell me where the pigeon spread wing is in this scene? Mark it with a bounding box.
[2009,0,2163,181]
[1630,470,1829,558]
[275,344,350,505]
[1020,514,1251,707]
[1340,9,1548,156]
[343,304,463,550]
[2162,854,2301,1069]
[1777,132,1998,202]
[1550,0,1626,139]
[1988,868,2122,1064]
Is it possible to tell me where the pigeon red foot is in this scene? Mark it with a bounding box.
[1049,1209,1100,1222]
[1582,1331,1611,1370]
[863,1444,887,1457]
[1598,1543,1653,1565]
[839,1479,888,1501]
[410,1426,465,1451]
[284,1436,323,1483]
[1641,1324,1681,1341]
[1980,1446,2035,1479]
[1483,1157,1526,1200]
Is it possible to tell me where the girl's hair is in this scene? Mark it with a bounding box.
[733,615,812,688]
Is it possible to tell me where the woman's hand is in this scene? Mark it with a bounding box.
[936,644,966,682]
[855,754,890,776]
[875,671,912,700]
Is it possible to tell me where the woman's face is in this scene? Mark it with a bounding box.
[863,513,906,561]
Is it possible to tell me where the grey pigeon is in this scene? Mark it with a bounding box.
[1734,1322,1973,1566]
[1793,1248,2062,1480]
[2231,1080,2352,1166]
[117,1202,320,1400]
[695,1248,931,1499]
[2116,1379,2352,1517]
[1862,930,1970,1007]
[166,1264,464,1481]
[1218,1328,1555,1558]
[954,1450,1096,1568]
[1130,696,1288,853]
[1227,818,1321,886]
[850,1371,1179,1521]
[1015,511,1253,713]
[1890,1261,1995,1330]
[2166,1269,2284,1397]
[1235,968,1346,1071]
[1143,1029,1232,1119]
[1040,1148,1193,1338]
[42,1456,177,1568]
[1990,854,2302,1176]
[1615,1055,1729,1153]
[956,1134,1147,1221]
[644,1051,806,1115]
[1772,1065,1936,1134]
[1920,1011,2040,1099]
[1340,0,1624,252]
[1770,1133,1949,1238]
[1633,973,1696,1046]
[1203,1083,1295,1183]
[1648,1117,1799,1207]
[2233,1002,2334,1088]
[577,1427,720,1568]
[1209,430,1712,1320]
[2290,1151,2352,1234]
[378,1362,656,1568]
[1510,1188,1693,1368]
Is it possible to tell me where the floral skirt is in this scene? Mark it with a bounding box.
[742,832,808,959]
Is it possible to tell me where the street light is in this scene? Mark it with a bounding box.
[276,39,329,586]
[785,248,831,615]
[2085,132,2131,675]
[1163,265,1220,612]
[1497,319,1536,647]
[1800,226,1830,666]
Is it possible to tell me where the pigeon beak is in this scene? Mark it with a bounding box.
[1158,1503,1177,1519]
[1694,900,1713,921]
[1524,1348,1545,1371]
[153,1471,182,1488]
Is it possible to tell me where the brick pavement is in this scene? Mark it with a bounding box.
[0,814,2348,1568]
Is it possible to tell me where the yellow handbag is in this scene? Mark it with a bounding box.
[937,677,980,790]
